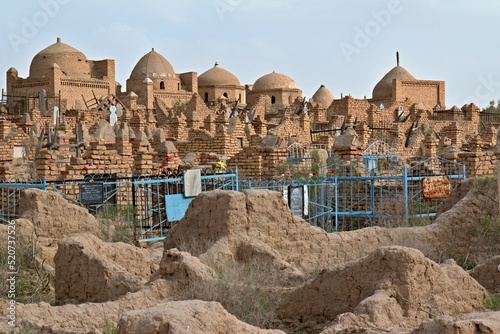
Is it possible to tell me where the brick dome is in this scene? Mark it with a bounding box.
[130,49,175,80]
[198,63,240,86]
[252,71,297,91]
[372,66,415,100]
[311,85,334,107]
[29,37,90,78]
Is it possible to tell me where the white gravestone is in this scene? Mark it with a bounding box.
[109,105,118,126]
[53,106,59,125]
[115,103,123,117]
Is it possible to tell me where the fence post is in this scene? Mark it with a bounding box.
[334,176,339,231]
[235,165,239,192]
[370,167,375,218]
[403,167,409,226]
[131,171,136,210]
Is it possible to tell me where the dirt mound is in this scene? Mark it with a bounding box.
[117,300,285,334]
[5,180,500,333]
[413,312,500,334]
[164,186,499,275]
[277,246,486,332]
[10,279,173,333]
[164,189,389,274]
[6,245,232,332]
[19,188,101,239]
[150,248,215,282]
[435,178,473,216]
[55,233,160,304]
[470,255,500,294]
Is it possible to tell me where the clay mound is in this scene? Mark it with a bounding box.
[11,279,173,333]
[55,233,159,304]
[150,248,215,282]
[470,255,500,294]
[117,300,285,334]
[277,246,486,332]
[19,188,101,239]
[8,244,227,332]
[413,312,500,334]
[435,178,473,216]
[164,189,365,274]
[164,183,500,276]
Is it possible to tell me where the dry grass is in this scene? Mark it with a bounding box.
[430,175,500,270]
[373,195,434,228]
[173,235,214,258]
[178,257,286,329]
[96,205,136,244]
[0,225,54,305]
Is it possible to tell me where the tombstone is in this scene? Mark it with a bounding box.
[497,127,500,215]
[109,105,118,126]
[397,106,404,119]
[53,106,59,125]
[38,89,46,115]
[116,103,123,117]
[311,149,329,175]
[75,100,83,110]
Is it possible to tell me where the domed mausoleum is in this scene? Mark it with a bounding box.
[311,85,334,108]
[198,62,244,104]
[125,49,197,109]
[246,71,302,106]
[371,56,445,109]
[372,65,417,102]
[6,37,116,112]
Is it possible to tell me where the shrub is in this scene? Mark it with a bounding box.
[483,294,500,311]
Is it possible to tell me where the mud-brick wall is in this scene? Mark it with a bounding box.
[458,151,496,177]
[328,96,371,122]
[229,150,263,177]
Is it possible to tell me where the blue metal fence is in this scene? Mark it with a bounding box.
[0,156,466,239]
[240,155,466,231]
[0,179,47,223]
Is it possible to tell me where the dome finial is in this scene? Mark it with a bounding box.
[214,61,219,67]
[152,47,154,51]
[396,51,400,67]
[57,37,61,43]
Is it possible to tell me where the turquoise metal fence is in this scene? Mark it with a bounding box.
[240,156,466,231]
[0,179,46,223]
[0,157,466,238]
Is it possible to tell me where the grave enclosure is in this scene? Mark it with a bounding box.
[0,152,466,242]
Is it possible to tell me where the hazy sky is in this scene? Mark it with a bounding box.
[1,0,499,108]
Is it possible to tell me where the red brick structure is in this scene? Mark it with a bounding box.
[197,62,245,105]
[246,71,302,107]
[1,45,496,180]
[371,64,445,110]
[6,38,115,112]
[123,49,196,109]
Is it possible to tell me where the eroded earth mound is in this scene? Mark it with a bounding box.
[117,300,285,334]
[2,180,500,333]
[55,233,160,304]
[278,246,486,332]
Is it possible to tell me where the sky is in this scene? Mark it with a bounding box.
[1,0,499,109]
